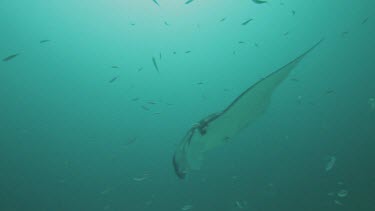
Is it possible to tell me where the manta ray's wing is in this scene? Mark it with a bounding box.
[173,40,323,179]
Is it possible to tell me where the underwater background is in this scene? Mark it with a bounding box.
[1,0,374,210]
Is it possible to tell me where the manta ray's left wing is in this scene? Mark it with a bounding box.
[173,39,323,179]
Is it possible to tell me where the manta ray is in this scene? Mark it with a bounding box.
[172,39,323,179]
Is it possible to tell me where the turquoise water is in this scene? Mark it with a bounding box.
[1,0,374,210]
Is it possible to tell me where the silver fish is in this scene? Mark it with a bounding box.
[2,53,19,62]
[152,0,159,6]
[152,57,159,72]
[241,18,253,25]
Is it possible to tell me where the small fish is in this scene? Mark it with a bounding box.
[100,187,113,195]
[325,156,336,171]
[142,105,150,111]
[185,0,194,4]
[132,97,139,101]
[253,0,267,4]
[40,39,51,43]
[159,52,162,60]
[325,90,335,95]
[181,205,193,211]
[152,57,159,72]
[185,50,191,54]
[283,31,290,36]
[152,0,159,6]
[291,10,296,15]
[137,67,143,72]
[164,21,170,26]
[328,192,335,196]
[220,17,227,22]
[241,18,253,25]
[2,53,19,62]
[148,101,157,105]
[297,95,303,104]
[290,78,299,82]
[111,66,119,69]
[109,76,119,83]
[124,137,137,146]
[369,98,375,111]
[341,31,349,37]
[133,176,147,182]
[130,23,136,26]
[196,82,204,85]
[173,51,177,55]
[334,200,343,206]
[254,43,259,47]
[238,41,245,44]
[337,189,349,198]
[362,17,369,24]
[235,200,246,209]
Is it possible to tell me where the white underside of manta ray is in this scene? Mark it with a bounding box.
[172,39,324,179]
